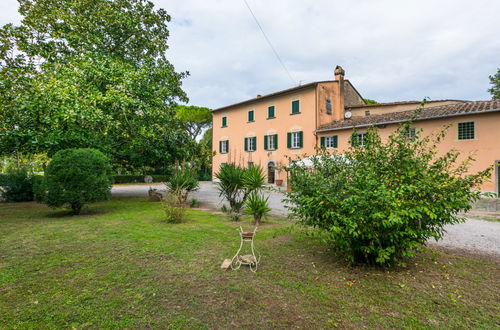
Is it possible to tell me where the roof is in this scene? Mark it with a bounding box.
[212,80,363,112]
[346,99,467,109]
[316,100,500,132]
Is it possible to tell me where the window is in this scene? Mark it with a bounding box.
[267,106,275,119]
[264,134,278,150]
[219,140,229,154]
[244,137,257,152]
[326,98,332,114]
[248,110,254,122]
[287,131,303,149]
[458,121,475,140]
[320,135,338,149]
[365,110,370,116]
[404,126,416,140]
[222,116,227,127]
[291,100,300,114]
[352,132,367,147]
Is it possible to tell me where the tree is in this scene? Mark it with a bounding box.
[364,99,378,104]
[37,148,112,214]
[175,105,212,140]
[488,68,500,100]
[0,0,193,172]
[285,123,491,266]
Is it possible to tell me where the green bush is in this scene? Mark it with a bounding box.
[244,192,271,225]
[0,167,36,202]
[286,123,491,266]
[215,164,266,213]
[37,148,112,214]
[166,168,199,205]
[112,175,170,184]
[162,193,186,223]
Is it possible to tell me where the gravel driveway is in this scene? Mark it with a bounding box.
[112,182,500,256]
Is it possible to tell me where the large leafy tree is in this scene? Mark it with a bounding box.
[0,0,193,172]
[488,68,500,100]
[175,105,212,141]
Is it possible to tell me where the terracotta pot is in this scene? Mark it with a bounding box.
[275,179,283,186]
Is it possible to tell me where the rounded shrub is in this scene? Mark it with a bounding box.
[39,148,112,214]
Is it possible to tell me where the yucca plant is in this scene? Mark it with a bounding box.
[215,163,266,213]
[244,192,271,225]
[166,168,199,205]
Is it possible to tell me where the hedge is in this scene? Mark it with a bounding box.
[112,175,170,184]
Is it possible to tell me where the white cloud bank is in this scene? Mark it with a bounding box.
[2,0,499,108]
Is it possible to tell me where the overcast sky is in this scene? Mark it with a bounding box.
[1,0,499,108]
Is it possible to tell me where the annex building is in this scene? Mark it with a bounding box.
[212,66,500,194]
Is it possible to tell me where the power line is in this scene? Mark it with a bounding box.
[242,0,296,85]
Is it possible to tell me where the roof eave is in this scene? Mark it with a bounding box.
[315,108,500,133]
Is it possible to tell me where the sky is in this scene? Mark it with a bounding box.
[1,0,499,108]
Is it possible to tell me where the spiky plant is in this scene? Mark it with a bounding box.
[244,192,271,225]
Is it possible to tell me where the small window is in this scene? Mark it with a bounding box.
[326,98,332,114]
[219,140,229,154]
[222,116,227,127]
[321,135,338,149]
[248,110,254,122]
[287,131,303,149]
[291,100,300,114]
[458,121,475,140]
[352,133,367,147]
[365,110,370,116]
[268,106,275,119]
[245,137,256,152]
[404,126,416,140]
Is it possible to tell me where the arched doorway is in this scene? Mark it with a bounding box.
[267,161,275,184]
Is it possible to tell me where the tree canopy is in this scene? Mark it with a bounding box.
[175,105,212,141]
[488,68,500,100]
[0,0,193,172]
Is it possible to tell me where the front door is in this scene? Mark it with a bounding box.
[267,162,275,184]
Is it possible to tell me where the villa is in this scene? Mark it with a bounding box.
[212,66,500,194]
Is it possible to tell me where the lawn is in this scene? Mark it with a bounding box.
[1,198,499,329]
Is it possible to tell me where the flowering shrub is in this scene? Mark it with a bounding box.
[286,123,491,265]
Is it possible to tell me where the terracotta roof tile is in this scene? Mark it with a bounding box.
[317,100,500,132]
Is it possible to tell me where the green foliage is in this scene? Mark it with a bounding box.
[364,99,378,104]
[166,168,199,205]
[37,148,112,214]
[112,175,170,184]
[488,68,500,100]
[175,105,212,140]
[244,192,271,225]
[0,167,36,202]
[0,0,193,172]
[162,193,186,223]
[286,123,491,266]
[215,163,266,213]
[189,198,200,208]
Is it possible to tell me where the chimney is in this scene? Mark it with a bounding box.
[333,65,345,121]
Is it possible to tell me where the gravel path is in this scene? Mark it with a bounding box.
[112,182,500,256]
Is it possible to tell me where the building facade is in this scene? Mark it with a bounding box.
[212,66,500,194]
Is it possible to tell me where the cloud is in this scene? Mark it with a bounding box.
[1,0,499,107]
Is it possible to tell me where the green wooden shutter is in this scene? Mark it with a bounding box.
[268,106,275,118]
[287,133,292,148]
[252,137,257,151]
[222,117,227,127]
[226,140,229,153]
[219,141,222,153]
[292,100,300,114]
[320,137,325,147]
[333,136,338,148]
[264,135,268,150]
[299,131,303,148]
[274,134,278,150]
[248,111,254,122]
[244,138,248,151]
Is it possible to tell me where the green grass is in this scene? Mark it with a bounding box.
[1,198,499,329]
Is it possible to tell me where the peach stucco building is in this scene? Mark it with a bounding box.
[212,66,500,194]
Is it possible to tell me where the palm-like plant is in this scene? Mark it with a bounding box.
[215,163,266,214]
[244,192,271,225]
[166,168,199,204]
